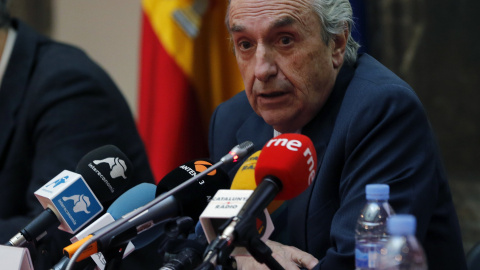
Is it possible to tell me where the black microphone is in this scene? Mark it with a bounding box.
[7,145,133,247]
[155,159,233,222]
[75,144,133,202]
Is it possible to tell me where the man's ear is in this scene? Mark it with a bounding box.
[332,24,348,69]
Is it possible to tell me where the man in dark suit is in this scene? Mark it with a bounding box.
[0,2,155,269]
[208,0,467,269]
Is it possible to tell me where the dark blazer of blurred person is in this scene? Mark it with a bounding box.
[0,2,155,269]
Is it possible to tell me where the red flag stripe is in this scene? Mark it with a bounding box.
[138,11,207,183]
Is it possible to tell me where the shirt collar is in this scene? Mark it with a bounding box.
[273,128,301,137]
[0,27,18,87]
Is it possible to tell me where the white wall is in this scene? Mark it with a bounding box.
[51,1,142,117]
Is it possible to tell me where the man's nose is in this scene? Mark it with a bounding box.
[254,44,277,82]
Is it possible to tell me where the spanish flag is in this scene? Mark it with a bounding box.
[138,0,244,183]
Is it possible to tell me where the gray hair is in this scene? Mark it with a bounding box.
[311,0,359,65]
[225,0,360,66]
[0,0,11,29]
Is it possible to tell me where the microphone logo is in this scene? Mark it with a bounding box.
[194,160,217,176]
[62,194,92,214]
[265,138,302,151]
[178,160,217,186]
[45,175,69,189]
[239,154,258,172]
[93,157,128,179]
[263,136,316,184]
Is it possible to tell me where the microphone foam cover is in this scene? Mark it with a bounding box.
[155,159,230,221]
[231,150,261,190]
[106,182,160,250]
[231,151,284,213]
[76,145,133,202]
[107,183,156,220]
[255,134,317,200]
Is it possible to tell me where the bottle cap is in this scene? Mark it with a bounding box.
[365,184,389,200]
[387,214,416,235]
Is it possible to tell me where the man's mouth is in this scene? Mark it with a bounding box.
[257,91,291,108]
[260,91,285,98]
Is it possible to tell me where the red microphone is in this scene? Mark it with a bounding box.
[255,133,317,200]
[201,134,317,268]
[228,133,316,236]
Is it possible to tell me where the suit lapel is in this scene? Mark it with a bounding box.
[236,112,273,150]
[287,64,355,251]
[0,20,37,163]
[221,112,273,179]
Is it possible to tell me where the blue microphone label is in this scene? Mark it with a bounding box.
[52,177,103,233]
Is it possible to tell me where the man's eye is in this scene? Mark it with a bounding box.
[238,41,252,50]
[279,36,293,45]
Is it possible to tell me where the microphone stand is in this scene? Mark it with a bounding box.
[103,242,128,270]
[195,243,236,270]
[202,177,284,270]
[244,237,283,270]
[218,220,283,270]
[199,217,283,270]
[102,217,194,270]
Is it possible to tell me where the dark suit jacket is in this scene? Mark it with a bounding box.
[209,54,467,269]
[0,19,154,269]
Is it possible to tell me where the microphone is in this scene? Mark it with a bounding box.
[254,134,317,198]
[155,159,232,222]
[63,159,231,264]
[220,141,255,164]
[203,134,317,268]
[7,145,133,247]
[75,144,133,202]
[199,150,275,256]
[230,150,284,214]
[52,182,159,270]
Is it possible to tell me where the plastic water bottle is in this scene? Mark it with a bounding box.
[355,184,395,269]
[377,214,428,270]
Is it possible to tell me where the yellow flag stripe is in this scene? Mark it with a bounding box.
[142,0,245,123]
[143,0,194,78]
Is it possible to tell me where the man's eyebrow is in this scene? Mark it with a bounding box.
[229,16,295,33]
[272,16,295,29]
[229,24,245,33]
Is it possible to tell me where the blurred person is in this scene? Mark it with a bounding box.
[208,0,467,269]
[0,0,154,269]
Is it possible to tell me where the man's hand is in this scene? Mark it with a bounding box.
[234,240,319,270]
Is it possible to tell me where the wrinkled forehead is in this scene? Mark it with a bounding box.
[227,0,315,30]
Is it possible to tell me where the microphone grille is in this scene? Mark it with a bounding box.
[221,141,255,164]
[233,141,255,161]
[238,141,255,155]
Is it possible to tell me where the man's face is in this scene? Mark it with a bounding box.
[228,0,344,133]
